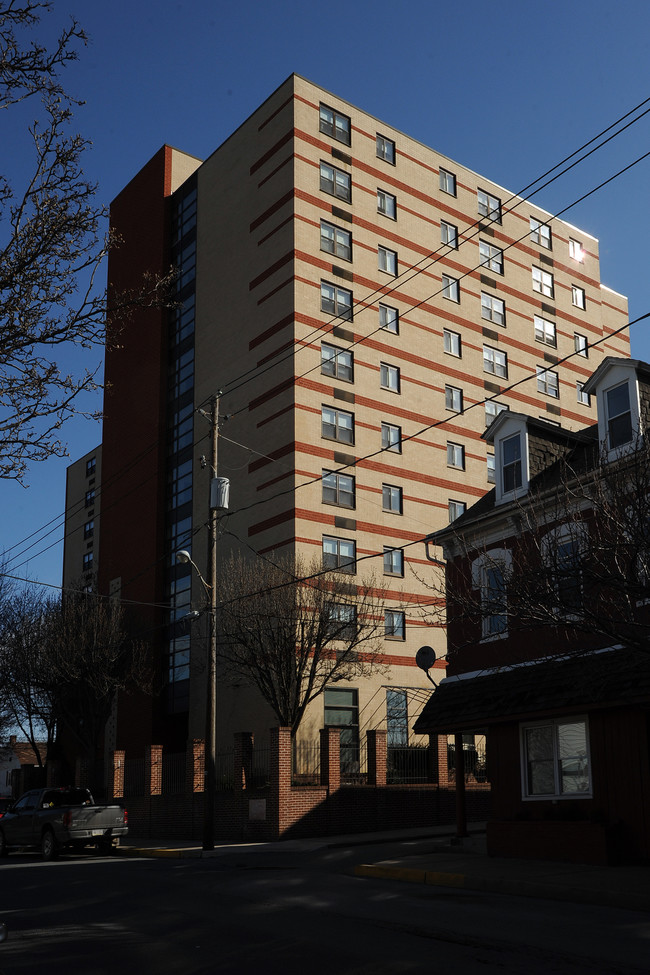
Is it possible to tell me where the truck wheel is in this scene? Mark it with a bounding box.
[0,829,7,857]
[41,828,59,861]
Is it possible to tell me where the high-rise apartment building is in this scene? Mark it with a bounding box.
[82,74,629,759]
[62,445,101,592]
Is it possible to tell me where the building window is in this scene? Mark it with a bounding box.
[444,328,461,357]
[537,366,559,398]
[326,603,357,641]
[502,433,522,492]
[534,315,556,347]
[321,406,354,444]
[386,689,408,747]
[376,134,395,163]
[382,484,403,514]
[382,422,402,453]
[532,266,554,298]
[442,274,459,302]
[481,293,505,326]
[448,499,466,522]
[485,400,507,426]
[85,456,96,477]
[385,609,405,640]
[441,220,458,248]
[319,161,351,202]
[606,382,633,449]
[383,547,404,576]
[577,382,590,406]
[324,688,359,766]
[83,552,94,572]
[574,333,588,357]
[321,281,352,320]
[530,217,551,249]
[322,535,356,573]
[319,103,351,145]
[447,442,465,470]
[569,238,584,262]
[522,718,591,798]
[84,489,95,508]
[483,345,507,378]
[321,221,351,261]
[379,304,399,334]
[445,385,463,412]
[322,470,355,508]
[478,189,501,223]
[439,168,456,195]
[378,245,397,274]
[83,520,94,540]
[321,342,353,382]
[380,362,400,393]
[377,189,396,219]
[481,560,507,637]
[479,240,503,274]
[572,285,586,309]
[487,453,495,483]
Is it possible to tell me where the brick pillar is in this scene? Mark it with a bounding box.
[233,732,254,792]
[428,734,449,786]
[111,749,125,799]
[320,727,341,792]
[186,739,204,793]
[269,727,293,839]
[367,729,387,786]
[147,745,163,796]
[46,760,61,787]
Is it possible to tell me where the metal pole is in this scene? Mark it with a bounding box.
[203,393,219,851]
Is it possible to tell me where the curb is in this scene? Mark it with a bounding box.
[117,847,201,859]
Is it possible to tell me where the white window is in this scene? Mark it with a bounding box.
[377,189,396,219]
[521,718,591,798]
[485,400,507,426]
[381,422,401,453]
[322,471,355,508]
[606,382,633,449]
[483,345,507,378]
[442,274,459,302]
[378,245,397,275]
[481,293,505,326]
[502,433,522,493]
[322,535,356,573]
[441,220,458,248]
[383,547,404,576]
[321,342,353,382]
[577,382,590,406]
[379,303,398,333]
[569,238,584,262]
[478,189,501,223]
[447,442,465,469]
[439,168,456,195]
[487,453,495,483]
[321,220,351,261]
[532,266,554,297]
[376,134,395,163]
[320,161,351,202]
[572,285,586,309]
[537,366,559,398]
[445,385,463,412]
[448,499,466,522]
[530,217,551,249]
[384,610,405,640]
[534,315,556,347]
[479,240,503,274]
[574,333,588,357]
[380,362,400,393]
[382,483,403,513]
[321,406,354,443]
[444,328,461,356]
[319,103,351,145]
[321,281,352,320]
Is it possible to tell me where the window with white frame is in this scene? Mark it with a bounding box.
[483,344,507,378]
[376,133,395,163]
[441,220,458,248]
[479,240,504,274]
[442,274,459,302]
[577,382,590,406]
[320,161,351,202]
[382,483,403,513]
[487,453,495,483]
[379,303,399,333]
[321,220,351,261]
[530,217,551,249]
[572,285,586,309]
[384,609,405,640]
[382,422,402,452]
[321,405,354,443]
[448,499,466,522]
[532,266,554,297]
[378,245,397,274]
[521,718,591,798]
[444,328,461,356]
[319,103,351,145]
[534,315,556,347]
[383,546,404,576]
[445,385,463,412]
[481,292,505,326]
[321,342,353,382]
[569,238,584,262]
[321,281,352,320]
[574,333,588,357]
[536,365,559,398]
[322,535,356,572]
[439,168,456,195]
[322,470,355,508]
[380,362,400,393]
[478,189,501,223]
[606,381,633,449]
[502,433,522,492]
[447,441,465,469]
[485,400,507,426]
[377,189,396,219]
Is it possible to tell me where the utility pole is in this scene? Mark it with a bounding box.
[203,391,220,851]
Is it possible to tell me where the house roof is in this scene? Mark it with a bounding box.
[8,740,46,765]
[413,647,650,734]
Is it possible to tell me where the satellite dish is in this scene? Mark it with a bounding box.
[416,645,436,673]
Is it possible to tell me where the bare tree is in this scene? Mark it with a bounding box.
[216,554,387,736]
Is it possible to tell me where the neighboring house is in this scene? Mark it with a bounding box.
[415,357,650,865]
[0,736,46,797]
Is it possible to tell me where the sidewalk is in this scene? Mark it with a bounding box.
[117,823,650,913]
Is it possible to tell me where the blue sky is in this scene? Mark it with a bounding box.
[3,0,650,589]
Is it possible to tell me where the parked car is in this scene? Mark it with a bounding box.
[0,787,128,859]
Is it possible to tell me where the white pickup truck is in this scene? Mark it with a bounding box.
[0,787,128,859]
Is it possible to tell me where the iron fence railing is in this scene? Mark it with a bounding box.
[447,735,488,782]
[162,752,186,794]
[386,745,429,784]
